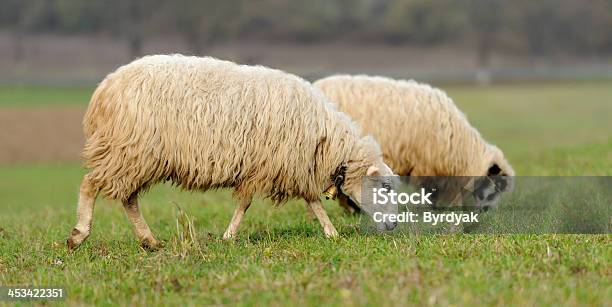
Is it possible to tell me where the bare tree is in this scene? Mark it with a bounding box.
[2,0,27,62]
[171,0,241,55]
[465,0,503,84]
[467,0,502,69]
[126,0,144,58]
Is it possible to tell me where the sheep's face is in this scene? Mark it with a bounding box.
[344,163,399,231]
[408,145,514,211]
[474,145,515,211]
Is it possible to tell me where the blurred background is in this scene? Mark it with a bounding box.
[0,0,611,172]
[2,0,612,84]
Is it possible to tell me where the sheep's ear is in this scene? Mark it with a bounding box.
[367,165,381,177]
[488,163,502,176]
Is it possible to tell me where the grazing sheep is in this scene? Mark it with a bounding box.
[67,55,397,250]
[314,75,514,211]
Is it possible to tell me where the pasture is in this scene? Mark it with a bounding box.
[0,81,610,305]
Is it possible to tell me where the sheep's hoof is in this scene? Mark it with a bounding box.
[324,228,340,238]
[66,228,86,251]
[140,238,162,251]
[66,238,78,251]
[222,232,235,240]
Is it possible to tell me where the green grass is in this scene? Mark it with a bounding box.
[0,164,610,306]
[0,81,611,305]
[517,140,612,175]
[446,80,612,159]
[0,85,93,106]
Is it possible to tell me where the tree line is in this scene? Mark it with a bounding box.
[2,0,612,63]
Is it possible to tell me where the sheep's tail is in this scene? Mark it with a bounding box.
[81,77,116,180]
[83,78,112,139]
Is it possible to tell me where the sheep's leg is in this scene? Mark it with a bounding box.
[304,202,316,220]
[122,194,161,250]
[307,200,339,238]
[338,193,360,215]
[67,175,99,250]
[223,197,252,240]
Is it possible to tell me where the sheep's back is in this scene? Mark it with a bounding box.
[315,75,488,176]
[83,55,339,201]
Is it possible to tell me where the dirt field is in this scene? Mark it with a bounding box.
[0,107,85,163]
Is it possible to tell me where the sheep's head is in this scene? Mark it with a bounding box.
[472,144,515,211]
[408,145,514,211]
[343,162,399,231]
[336,136,399,230]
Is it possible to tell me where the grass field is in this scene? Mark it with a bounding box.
[0,81,610,305]
[0,85,93,107]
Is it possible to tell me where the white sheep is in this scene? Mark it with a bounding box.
[314,75,514,210]
[66,56,398,250]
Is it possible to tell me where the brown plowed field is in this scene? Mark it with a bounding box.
[0,107,85,164]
